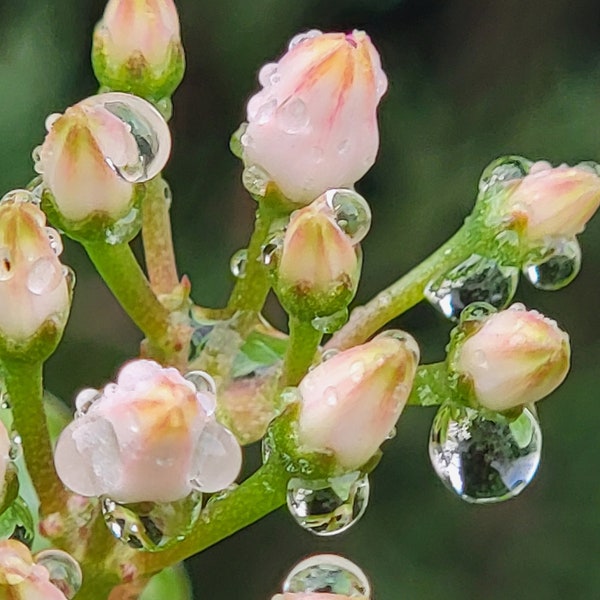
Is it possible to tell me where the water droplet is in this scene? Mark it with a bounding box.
[261,233,284,267]
[324,189,372,243]
[0,248,13,282]
[320,349,340,362]
[288,29,323,51]
[0,189,39,206]
[101,492,203,551]
[523,237,581,291]
[44,113,62,132]
[63,266,76,293]
[286,473,369,537]
[184,371,217,396]
[311,308,348,334]
[0,385,10,410]
[350,361,365,382]
[258,62,279,87]
[337,139,350,154]
[376,73,388,97]
[459,301,497,324]
[425,254,519,321]
[0,497,35,547]
[375,329,420,362]
[230,249,248,279]
[230,122,248,159]
[31,146,44,174]
[104,205,141,245]
[27,257,63,295]
[242,164,270,197]
[34,550,82,599]
[9,433,22,462]
[429,404,542,503]
[44,227,63,256]
[283,554,371,596]
[277,97,310,134]
[254,99,277,125]
[386,426,397,440]
[74,388,102,417]
[81,92,171,183]
[479,155,533,195]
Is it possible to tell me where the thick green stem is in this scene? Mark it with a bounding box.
[3,361,67,516]
[141,176,179,295]
[138,459,288,575]
[280,317,323,387]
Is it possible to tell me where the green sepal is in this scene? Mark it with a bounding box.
[0,318,67,364]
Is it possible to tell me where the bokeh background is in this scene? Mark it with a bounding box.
[1,0,600,598]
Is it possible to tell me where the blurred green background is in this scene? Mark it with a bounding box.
[1,0,600,598]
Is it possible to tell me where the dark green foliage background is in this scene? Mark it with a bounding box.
[1,1,599,598]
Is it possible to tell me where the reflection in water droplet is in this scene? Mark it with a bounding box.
[261,233,284,267]
[0,497,35,548]
[286,473,369,537]
[184,371,217,396]
[9,433,22,462]
[320,349,340,362]
[375,329,420,362]
[35,549,82,599]
[478,155,533,195]
[311,308,348,334]
[429,404,541,503]
[242,165,271,197]
[283,554,371,596]
[27,258,62,295]
[0,189,39,206]
[230,249,248,279]
[74,388,102,417]
[523,237,581,291]
[104,205,142,245]
[324,189,372,244]
[45,227,63,256]
[425,255,519,321]
[258,63,279,87]
[288,29,323,51]
[255,99,277,125]
[277,98,310,134]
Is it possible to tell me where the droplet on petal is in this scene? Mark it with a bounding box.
[324,189,372,244]
[34,549,82,599]
[26,258,63,295]
[288,29,323,51]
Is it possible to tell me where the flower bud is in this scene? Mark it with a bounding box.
[504,162,600,242]
[92,0,185,100]
[297,332,419,470]
[54,360,242,503]
[242,30,387,204]
[0,196,71,350]
[452,304,570,412]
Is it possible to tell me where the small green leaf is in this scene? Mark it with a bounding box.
[232,330,288,378]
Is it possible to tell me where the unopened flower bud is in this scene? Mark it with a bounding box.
[242,30,387,204]
[54,360,242,503]
[0,197,71,351]
[452,304,570,412]
[504,162,600,242]
[92,0,185,100]
[297,332,419,470]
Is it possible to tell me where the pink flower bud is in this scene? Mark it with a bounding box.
[453,304,570,412]
[0,541,68,600]
[297,332,419,469]
[243,30,387,204]
[505,162,600,242]
[0,198,70,343]
[54,360,242,503]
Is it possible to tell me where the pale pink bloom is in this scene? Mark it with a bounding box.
[54,360,242,503]
[0,200,70,342]
[453,304,570,412]
[243,30,387,204]
[273,595,366,600]
[506,162,600,241]
[297,332,419,469]
[0,540,68,600]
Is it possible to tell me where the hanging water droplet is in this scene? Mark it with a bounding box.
[0,497,35,547]
[283,554,371,596]
[324,189,372,244]
[479,155,533,195]
[184,371,217,396]
[230,249,248,279]
[288,29,323,51]
[26,257,63,295]
[311,308,348,334]
[0,248,13,282]
[458,301,497,326]
[74,388,102,417]
[386,426,397,440]
[277,97,310,134]
[425,255,519,321]
[242,164,270,197]
[258,62,279,87]
[104,205,142,245]
[286,473,369,537]
[428,404,542,504]
[523,237,582,291]
[81,92,171,183]
[375,329,421,362]
[35,550,82,599]
[101,492,203,551]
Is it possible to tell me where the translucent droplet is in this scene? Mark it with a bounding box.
[74,388,102,417]
[0,385,10,410]
[337,139,350,154]
[80,92,171,183]
[242,164,270,197]
[425,254,519,321]
[27,257,63,295]
[375,329,421,362]
[311,308,348,334]
[324,189,372,243]
[44,227,63,256]
[320,349,340,362]
[35,550,82,599]
[101,492,203,551]
[0,497,35,547]
[230,249,248,279]
[44,112,62,132]
[479,155,533,195]
[184,371,217,396]
[258,62,279,87]
[283,554,371,596]
[0,189,39,206]
[277,97,309,134]
[429,404,542,504]
[261,233,284,267]
[104,205,141,245]
[230,122,248,159]
[523,237,582,291]
[288,29,323,51]
[254,99,277,125]
[63,266,76,293]
[0,248,13,282]
[9,434,22,462]
[286,473,369,537]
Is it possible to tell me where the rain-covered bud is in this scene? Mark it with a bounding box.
[54,360,242,503]
[0,194,71,354]
[504,161,600,242]
[297,331,419,470]
[92,0,185,100]
[452,304,570,412]
[242,30,387,204]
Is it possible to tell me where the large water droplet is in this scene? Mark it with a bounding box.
[74,388,102,418]
[230,249,248,279]
[523,237,581,291]
[101,492,203,551]
[242,164,270,197]
[184,370,217,398]
[324,189,372,244]
[104,205,142,245]
[429,404,542,504]
[288,29,323,51]
[277,98,310,134]
[81,92,171,183]
[311,308,348,334]
[479,155,533,195]
[425,254,519,321]
[283,554,371,596]
[27,257,63,295]
[286,473,369,537]
[0,497,35,547]
[35,550,82,599]
[0,248,13,282]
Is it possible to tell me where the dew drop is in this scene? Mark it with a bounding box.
[229,122,248,159]
[9,433,22,462]
[523,237,581,291]
[230,249,248,279]
[44,227,63,256]
[324,189,372,243]
[0,189,39,206]
[277,97,310,134]
[184,370,217,396]
[74,388,102,417]
[63,266,76,293]
[44,113,62,132]
[104,205,142,245]
[350,361,365,382]
[375,329,421,363]
[0,248,13,282]
[258,62,279,87]
[320,348,340,362]
[428,404,541,504]
[31,146,44,174]
[337,139,350,154]
[27,257,62,295]
[261,234,284,267]
[311,308,348,334]
[288,29,323,51]
[242,164,270,197]
[478,155,533,195]
[34,549,82,599]
[255,99,277,125]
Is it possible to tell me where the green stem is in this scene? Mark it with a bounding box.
[407,363,451,407]
[138,459,288,575]
[280,317,323,387]
[326,217,482,351]
[3,361,67,516]
[141,176,180,295]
